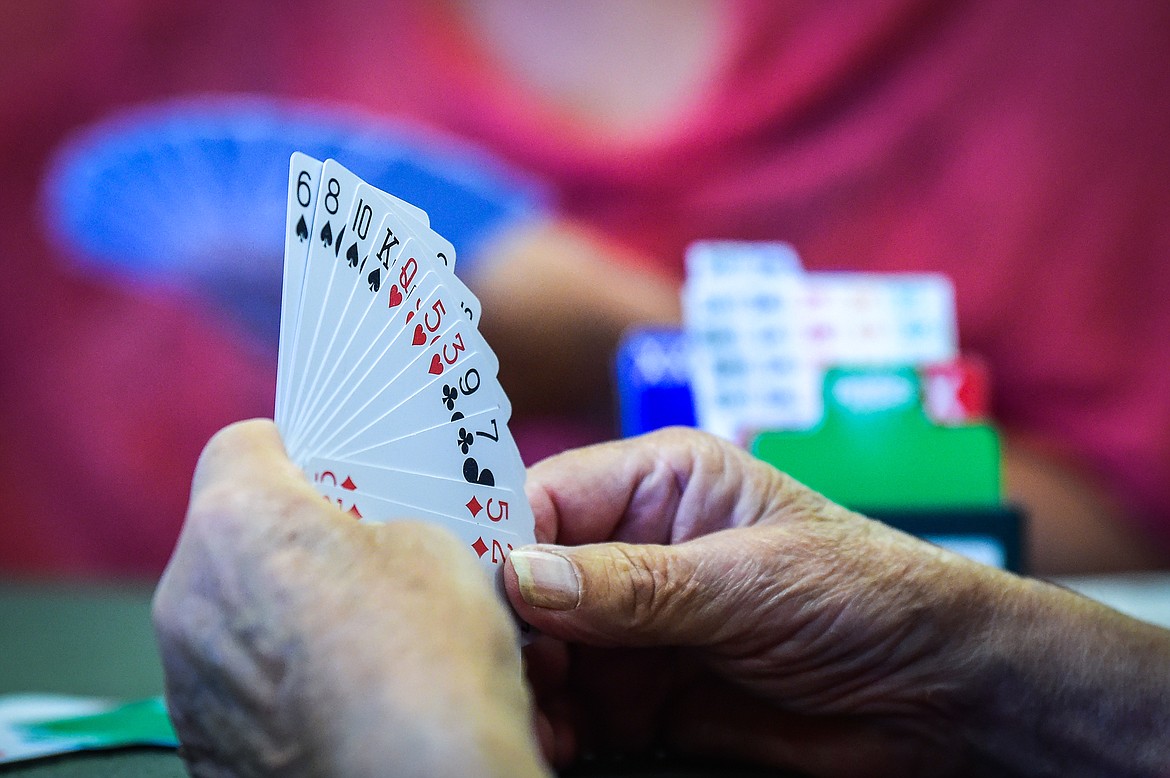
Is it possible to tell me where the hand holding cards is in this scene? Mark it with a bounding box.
[275,154,535,626]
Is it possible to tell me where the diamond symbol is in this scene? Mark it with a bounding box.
[471,537,488,558]
[341,476,357,491]
[347,505,362,519]
[465,496,483,518]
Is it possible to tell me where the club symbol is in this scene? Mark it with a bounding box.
[457,427,474,454]
[442,384,458,410]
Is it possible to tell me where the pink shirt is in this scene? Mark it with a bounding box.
[1,0,1168,574]
[405,0,1170,545]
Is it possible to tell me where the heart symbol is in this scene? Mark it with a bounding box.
[428,354,443,375]
[413,324,427,346]
[388,285,403,308]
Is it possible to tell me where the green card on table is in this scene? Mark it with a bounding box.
[751,368,1000,510]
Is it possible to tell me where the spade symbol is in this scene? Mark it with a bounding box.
[296,215,308,242]
[333,226,347,257]
[463,457,495,487]
[367,268,381,292]
[346,242,360,268]
[320,221,333,247]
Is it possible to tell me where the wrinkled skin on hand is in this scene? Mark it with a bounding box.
[153,420,547,778]
[156,423,1170,777]
[510,428,1018,776]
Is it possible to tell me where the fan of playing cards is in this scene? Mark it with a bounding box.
[275,153,535,593]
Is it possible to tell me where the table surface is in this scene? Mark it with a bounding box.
[2,572,1169,777]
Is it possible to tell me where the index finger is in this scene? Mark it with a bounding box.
[525,427,793,546]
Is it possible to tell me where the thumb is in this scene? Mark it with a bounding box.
[505,535,747,647]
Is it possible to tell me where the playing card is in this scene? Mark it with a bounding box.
[800,273,956,367]
[683,241,958,441]
[273,156,534,641]
[339,405,526,493]
[290,274,492,460]
[0,695,175,766]
[287,183,452,434]
[313,470,525,603]
[275,152,322,428]
[685,239,802,280]
[307,458,531,536]
[684,261,820,439]
[280,159,369,432]
[287,254,483,457]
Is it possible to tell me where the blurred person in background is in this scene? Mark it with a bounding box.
[1,0,1168,577]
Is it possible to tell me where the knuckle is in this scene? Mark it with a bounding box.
[641,425,711,455]
[203,418,275,455]
[196,422,252,477]
[611,545,692,633]
[645,425,739,461]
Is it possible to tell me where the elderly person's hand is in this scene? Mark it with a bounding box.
[509,428,1170,777]
[152,419,548,778]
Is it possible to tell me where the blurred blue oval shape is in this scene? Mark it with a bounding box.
[41,95,548,340]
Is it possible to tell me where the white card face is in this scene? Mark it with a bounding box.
[286,243,483,455]
[338,405,525,490]
[285,201,417,446]
[685,240,802,280]
[307,458,531,536]
[276,153,323,428]
[274,154,533,640]
[281,159,368,434]
[800,273,956,366]
[292,276,492,460]
[683,242,958,440]
[296,343,505,464]
[684,266,820,439]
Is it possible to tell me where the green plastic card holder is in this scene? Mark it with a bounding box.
[750,367,1001,510]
